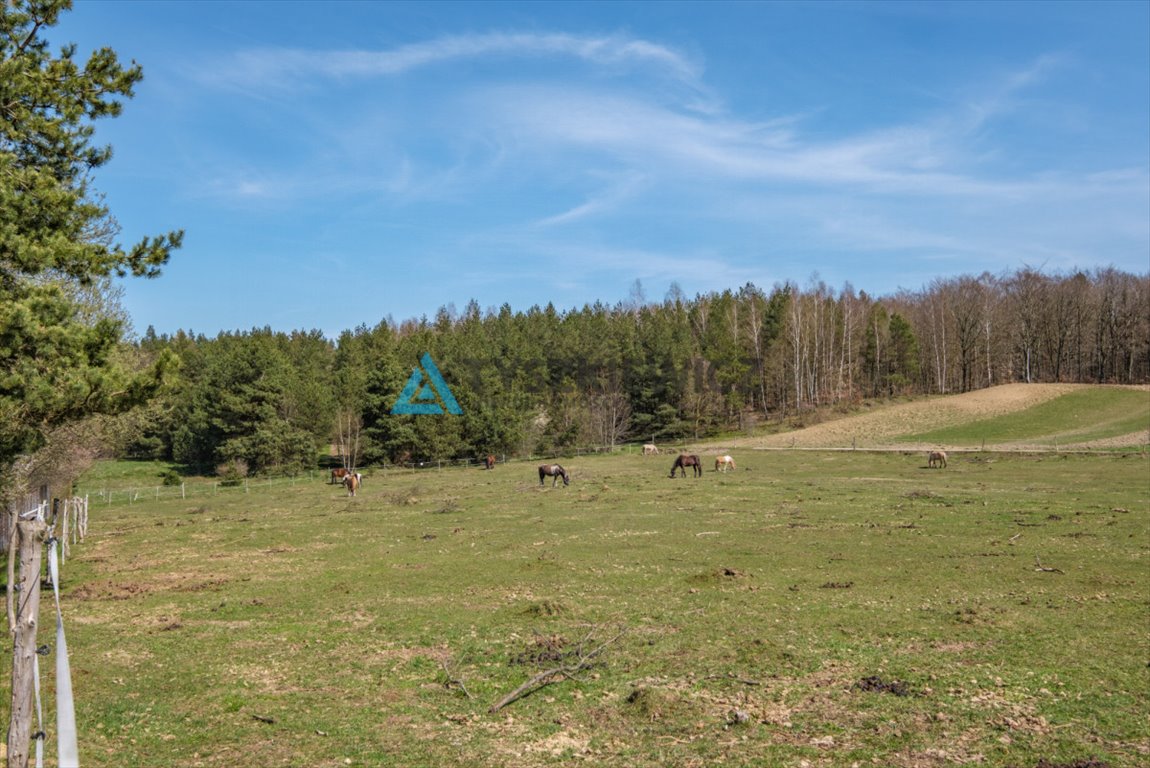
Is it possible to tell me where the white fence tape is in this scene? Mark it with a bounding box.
[48,541,79,766]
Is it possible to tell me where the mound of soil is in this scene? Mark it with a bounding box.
[854,675,914,697]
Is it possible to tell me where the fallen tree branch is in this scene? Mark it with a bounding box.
[705,673,764,686]
[489,625,627,713]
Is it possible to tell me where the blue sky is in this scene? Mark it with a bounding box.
[52,0,1149,339]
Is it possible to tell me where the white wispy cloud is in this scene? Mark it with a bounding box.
[202,32,708,97]
[956,53,1067,134]
[472,82,1085,202]
[532,171,648,227]
[188,32,1146,286]
[198,31,1138,205]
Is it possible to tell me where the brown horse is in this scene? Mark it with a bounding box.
[928,450,948,468]
[670,454,702,478]
[539,464,570,487]
[330,467,350,485]
[343,472,360,496]
[484,454,496,470]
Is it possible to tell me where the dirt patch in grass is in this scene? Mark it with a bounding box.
[932,640,986,654]
[523,729,591,759]
[71,580,152,601]
[71,571,229,601]
[370,645,450,664]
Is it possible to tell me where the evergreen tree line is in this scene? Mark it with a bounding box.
[119,266,1149,475]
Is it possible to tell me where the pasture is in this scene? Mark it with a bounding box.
[39,446,1148,767]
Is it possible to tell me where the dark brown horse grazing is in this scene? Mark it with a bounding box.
[330,467,350,485]
[670,454,702,478]
[484,454,496,470]
[539,464,570,487]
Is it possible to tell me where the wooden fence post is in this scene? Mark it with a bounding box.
[6,517,49,768]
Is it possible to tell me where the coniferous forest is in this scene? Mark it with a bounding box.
[121,267,1148,475]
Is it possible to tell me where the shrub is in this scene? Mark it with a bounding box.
[215,459,248,487]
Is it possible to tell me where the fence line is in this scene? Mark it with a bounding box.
[5,494,86,768]
[58,495,88,564]
[73,444,675,508]
[72,439,1142,509]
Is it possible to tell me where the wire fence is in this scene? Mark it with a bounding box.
[70,437,1146,509]
[77,473,320,507]
[73,442,686,508]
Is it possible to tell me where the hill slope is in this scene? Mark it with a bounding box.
[723,383,1150,451]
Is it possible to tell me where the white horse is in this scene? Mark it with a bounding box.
[715,455,736,472]
[642,443,660,456]
[927,450,948,469]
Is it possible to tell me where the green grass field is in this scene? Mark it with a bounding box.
[25,440,1149,767]
[901,388,1150,448]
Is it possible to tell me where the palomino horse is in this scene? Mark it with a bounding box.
[538,464,570,487]
[642,443,660,456]
[715,455,736,472]
[343,472,361,496]
[484,454,496,470]
[330,467,350,485]
[670,454,702,478]
[928,450,948,468]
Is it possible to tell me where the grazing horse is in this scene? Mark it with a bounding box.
[715,455,736,472]
[343,472,360,496]
[484,454,496,470]
[642,443,660,456]
[670,454,702,478]
[330,467,350,485]
[928,450,948,469]
[538,464,570,487]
